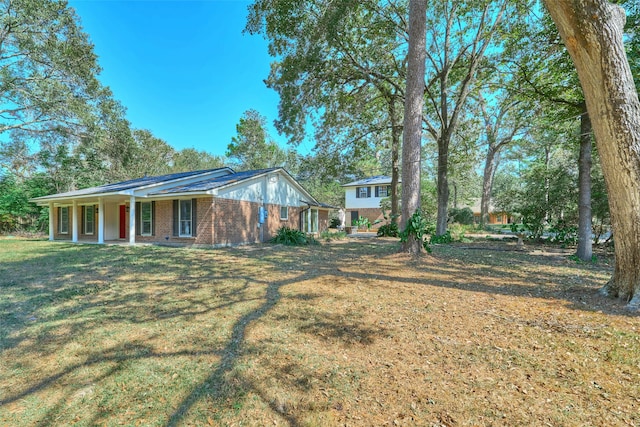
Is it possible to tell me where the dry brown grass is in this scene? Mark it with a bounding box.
[0,237,638,426]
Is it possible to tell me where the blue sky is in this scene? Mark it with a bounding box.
[69,0,299,157]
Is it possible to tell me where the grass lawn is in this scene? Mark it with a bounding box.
[0,237,638,426]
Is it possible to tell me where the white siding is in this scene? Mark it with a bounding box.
[345,186,385,209]
[216,172,307,206]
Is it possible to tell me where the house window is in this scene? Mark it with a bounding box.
[179,199,192,237]
[497,214,503,224]
[280,206,288,220]
[376,185,389,197]
[302,208,319,233]
[59,206,69,234]
[357,186,370,198]
[84,205,95,235]
[141,202,152,236]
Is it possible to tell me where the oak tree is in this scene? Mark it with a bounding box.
[544,0,640,309]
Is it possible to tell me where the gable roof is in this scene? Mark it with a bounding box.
[148,168,279,195]
[342,176,395,187]
[31,167,333,209]
[31,168,233,202]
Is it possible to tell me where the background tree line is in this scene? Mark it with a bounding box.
[2,0,640,305]
[1,0,636,265]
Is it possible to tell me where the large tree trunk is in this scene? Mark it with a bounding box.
[544,0,640,309]
[576,105,593,261]
[480,145,499,228]
[400,0,427,254]
[390,97,401,225]
[435,136,449,235]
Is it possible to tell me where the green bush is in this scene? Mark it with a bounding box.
[377,222,399,237]
[399,211,434,252]
[430,230,452,244]
[549,219,578,245]
[449,207,474,225]
[352,216,372,230]
[447,223,472,242]
[271,227,311,245]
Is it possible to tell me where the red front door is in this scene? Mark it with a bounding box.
[119,205,126,239]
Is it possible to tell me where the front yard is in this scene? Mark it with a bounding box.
[0,237,638,426]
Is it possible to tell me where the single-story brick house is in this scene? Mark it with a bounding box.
[31,167,333,246]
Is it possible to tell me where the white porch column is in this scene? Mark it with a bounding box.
[72,200,78,243]
[307,208,311,233]
[98,197,104,244]
[48,202,54,241]
[129,196,136,245]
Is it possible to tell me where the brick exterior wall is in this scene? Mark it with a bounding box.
[52,205,99,242]
[211,199,302,246]
[265,204,301,241]
[212,198,260,246]
[319,210,329,232]
[52,205,70,241]
[135,197,213,245]
[346,208,386,228]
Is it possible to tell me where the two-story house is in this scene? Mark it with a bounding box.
[342,176,394,228]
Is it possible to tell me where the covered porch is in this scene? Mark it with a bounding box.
[45,195,144,245]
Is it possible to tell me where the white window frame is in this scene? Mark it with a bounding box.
[59,206,69,234]
[377,186,389,197]
[84,205,95,235]
[141,202,152,236]
[179,199,192,237]
[358,187,369,198]
[280,206,289,220]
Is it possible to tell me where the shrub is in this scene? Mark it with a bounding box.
[447,223,472,242]
[449,207,474,225]
[430,230,452,244]
[549,220,578,245]
[377,222,399,237]
[352,216,371,230]
[399,211,434,252]
[271,227,310,245]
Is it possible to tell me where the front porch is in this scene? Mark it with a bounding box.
[48,196,142,245]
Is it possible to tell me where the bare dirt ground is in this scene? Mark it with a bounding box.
[0,237,638,426]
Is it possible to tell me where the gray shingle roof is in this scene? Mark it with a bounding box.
[342,175,394,187]
[148,168,278,194]
[31,168,229,200]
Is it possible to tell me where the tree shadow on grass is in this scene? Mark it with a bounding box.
[163,265,383,427]
[0,241,390,426]
[0,239,634,427]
